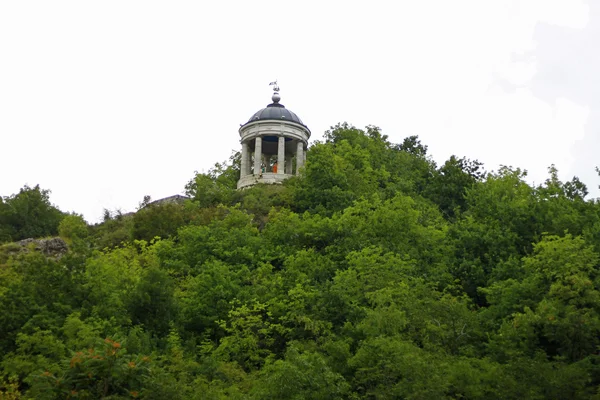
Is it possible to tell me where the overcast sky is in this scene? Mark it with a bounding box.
[0,0,597,222]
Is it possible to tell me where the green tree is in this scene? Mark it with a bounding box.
[536,165,598,238]
[58,214,88,243]
[424,155,484,219]
[349,337,447,399]
[0,251,82,357]
[252,345,349,399]
[485,235,600,362]
[89,211,134,250]
[185,154,240,208]
[127,265,177,336]
[131,202,189,242]
[333,194,450,280]
[213,301,288,372]
[26,338,162,399]
[0,185,64,242]
[289,125,439,216]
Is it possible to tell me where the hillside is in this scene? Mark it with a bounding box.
[2,123,600,399]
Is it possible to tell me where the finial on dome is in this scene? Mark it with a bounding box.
[269,80,280,103]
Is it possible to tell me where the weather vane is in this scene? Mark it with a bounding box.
[269,80,280,92]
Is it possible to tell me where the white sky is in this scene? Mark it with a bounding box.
[0,0,597,222]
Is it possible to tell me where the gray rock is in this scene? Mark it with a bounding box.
[17,237,68,257]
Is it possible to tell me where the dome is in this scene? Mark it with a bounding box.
[245,102,306,127]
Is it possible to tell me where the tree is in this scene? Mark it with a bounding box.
[484,235,600,362]
[58,214,89,248]
[291,125,436,214]
[185,153,240,208]
[424,155,484,219]
[26,338,161,399]
[252,345,349,399]
[535,165,596,238]
[131,202,189,242]
[5,122,600,398]
[349,337,448,399]
[127,265,176,336]
[0,185,64,242]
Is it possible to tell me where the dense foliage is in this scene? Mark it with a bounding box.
[0,185,64,243]
[2,123,600,398]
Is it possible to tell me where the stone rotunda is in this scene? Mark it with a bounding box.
[237,83,310,189]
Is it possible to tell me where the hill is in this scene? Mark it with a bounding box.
[1,123,600,398]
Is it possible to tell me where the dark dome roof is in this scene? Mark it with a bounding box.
[245,102,306,127]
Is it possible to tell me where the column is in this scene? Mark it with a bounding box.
[296,141,304,174]
[254,136,262,175]
[241,141,249,177]
[277,136,285,174]
[285,156,293,174]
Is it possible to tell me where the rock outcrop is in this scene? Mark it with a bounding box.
[17,237,68,258]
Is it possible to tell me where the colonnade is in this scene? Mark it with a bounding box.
[239,136,305,178]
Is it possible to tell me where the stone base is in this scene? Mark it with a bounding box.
[237,173,294,189]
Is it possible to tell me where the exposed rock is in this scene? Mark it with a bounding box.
[147,194,190,207]
[17,237,68,258]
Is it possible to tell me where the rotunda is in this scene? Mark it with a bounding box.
[237,83,310,189]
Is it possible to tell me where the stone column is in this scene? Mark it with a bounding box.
[241,141,249,177]
[296,141,304,173]
[285,156,293,174]
[254,136,262,175]
[277,136,285,174]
